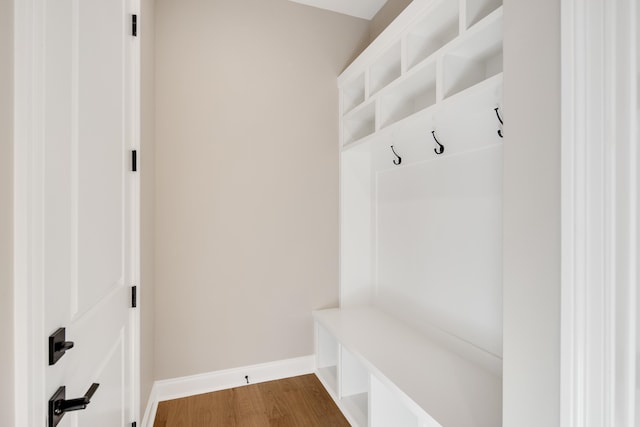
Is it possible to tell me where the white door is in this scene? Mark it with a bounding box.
[35,1,138,426]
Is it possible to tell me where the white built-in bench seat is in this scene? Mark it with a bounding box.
[314,306,501,427]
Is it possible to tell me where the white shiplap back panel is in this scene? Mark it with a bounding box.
[374,145,502,357]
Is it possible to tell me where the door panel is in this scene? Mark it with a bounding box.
[42,0,136,425]
[77,0,127,313]
[77,331,126,427]
[44,0,74,335]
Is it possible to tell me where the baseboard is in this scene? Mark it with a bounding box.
[141,385,158,427]
[141,355,315,427]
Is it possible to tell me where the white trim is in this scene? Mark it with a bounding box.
[155,355,314,402]
[13,0,46,425]
[141,355,314,427]
[130,0,142,424]
[561,0,638,425]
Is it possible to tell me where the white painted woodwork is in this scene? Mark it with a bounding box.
[317,0,503,425]
[316,323,339,396]
[315,308,502,427]
[14,0,139,425]
[561,0,638,426]
[370,375,420,427]
[375,145,502,356]
[339,346,369,426]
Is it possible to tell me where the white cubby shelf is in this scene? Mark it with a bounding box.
[338,1,503,149]
[317,0,504,425]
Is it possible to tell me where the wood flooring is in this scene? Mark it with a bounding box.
[153,374,350,427]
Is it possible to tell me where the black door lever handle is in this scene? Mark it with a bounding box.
[55,383,99,414]
[49,383,100,427]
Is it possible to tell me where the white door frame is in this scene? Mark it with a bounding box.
[561,0,637,425]
[12,0,141,425]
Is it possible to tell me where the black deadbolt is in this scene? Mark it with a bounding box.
[49,327,74,366]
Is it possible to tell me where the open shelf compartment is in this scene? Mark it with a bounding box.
[370,374,421,427]
[442,8,502,99]
[343,73,366,114]
[343,101,376,146]
[379,60,436,129]
[369,42,402,96]
[339,346,369,427]
[406,0,459,70]
[464,0,502,29]
[316,323,339,396]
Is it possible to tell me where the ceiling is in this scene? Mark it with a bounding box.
[288,0,389,20]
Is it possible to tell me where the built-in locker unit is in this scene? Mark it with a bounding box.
[314,0,504,425]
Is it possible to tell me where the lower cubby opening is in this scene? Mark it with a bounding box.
[316,323,338,396]
[370,375,420,427]
[342,392,369,427]
[340,346,369,426]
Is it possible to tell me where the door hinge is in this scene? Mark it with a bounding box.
[132,150,137,172]
[132,14,138,37]
[131,286,137,308]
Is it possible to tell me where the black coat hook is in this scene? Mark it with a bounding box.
[494,107,504,138]
[432,131,444,155]
[390,145,402,165]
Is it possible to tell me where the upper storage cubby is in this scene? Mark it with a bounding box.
[369,42,401,96]
[342,101,376,146]
[379,60,436,129]
[406,0,459,70]
[342,73,366,114]
[464,0,502,29]
[338,0,503,148]
[443,8,503,99]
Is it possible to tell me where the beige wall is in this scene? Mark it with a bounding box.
[502,0,561,425]
[369,0,411,41]
[140,0,156,410]
[154,0,369,379]
[0,0,13,425]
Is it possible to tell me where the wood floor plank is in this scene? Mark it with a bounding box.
[153,374,349,426]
